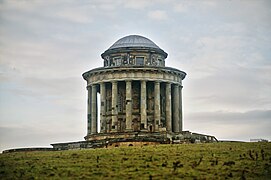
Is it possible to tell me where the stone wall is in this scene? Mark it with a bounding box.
[2,147,55,154]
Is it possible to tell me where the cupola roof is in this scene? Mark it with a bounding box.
[102,35,167,58]
[108,35,160,50]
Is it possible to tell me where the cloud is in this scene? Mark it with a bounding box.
[123,0,152,10]
[173,3,187,13]
[187,110,271,123]
[0,125,85,151]
[148,10,168,21]
[0,0,115,25]
[183,64,271,113]
[184,110,271,141]
[54,7,93,24]
[0,0,270,152]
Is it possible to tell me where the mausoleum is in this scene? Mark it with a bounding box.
[83,35,185,139]
[3,35,218,153]
[51,35,217,150]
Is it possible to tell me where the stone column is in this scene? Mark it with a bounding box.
[125,80,132,130]
[87,86,92,135]
[140,80,147,130]
[91,84,97,134]
[173,84,180,132]
[111,81,118,131]
[179,85,183,132]
[154,81,160,131]
[165,82,172,132]
[100,82,106,133]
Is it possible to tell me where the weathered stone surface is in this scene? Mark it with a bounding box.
[82,36,186,135]
[140,80,147,130]
[173,84,180,132]
[166,83,172,132]
[2,148,55,154]
[91,84,97,134]
[2,35,219,154]
[52,131,218,151]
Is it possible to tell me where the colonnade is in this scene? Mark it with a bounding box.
[87,80,183,135]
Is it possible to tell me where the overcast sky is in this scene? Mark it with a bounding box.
[0,0,270,152]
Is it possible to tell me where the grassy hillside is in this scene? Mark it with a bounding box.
[0,142,270,179]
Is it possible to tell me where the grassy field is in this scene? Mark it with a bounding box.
[0,142,270,179]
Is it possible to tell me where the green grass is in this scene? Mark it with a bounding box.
[1,142,271,179]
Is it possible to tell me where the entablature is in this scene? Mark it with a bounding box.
[82,66,186,85]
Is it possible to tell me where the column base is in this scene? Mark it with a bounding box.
[110,129,118,133]
[140,129,149,132]
[124,129,133,132]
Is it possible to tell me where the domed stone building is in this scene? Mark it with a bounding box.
[3,35,218,153]
[51,35,217,150]
[83,35,186,139]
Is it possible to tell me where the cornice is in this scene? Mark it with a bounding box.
[82,66,186,80]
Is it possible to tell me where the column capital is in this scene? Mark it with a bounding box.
[173,83,180,88]
[88,83,98,88]
[88,82,99,85]
[125,80,132,83]
[92,84,98,90]
[154,81,161,85]
[111,81,118,85]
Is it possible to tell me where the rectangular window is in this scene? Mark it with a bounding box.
[157,58,162,66]
[123,55,128,64]
[113,57,121,66]
[135,57,144,66]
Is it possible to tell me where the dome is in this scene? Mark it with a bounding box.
[101,34,168,60]
[108,35,161,50]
